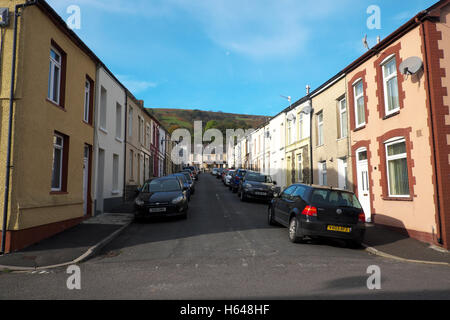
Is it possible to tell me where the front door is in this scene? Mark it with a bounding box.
[356,148,371,222]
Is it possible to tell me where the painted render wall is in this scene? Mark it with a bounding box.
[311,77,353,191]
[93,67,126,214]
[346,26,437,237]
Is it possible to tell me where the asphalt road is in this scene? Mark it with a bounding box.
[1,174,449,300]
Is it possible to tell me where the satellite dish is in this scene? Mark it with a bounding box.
[287,113,296,121]
[301,105,313,115]
[399,56,423,76]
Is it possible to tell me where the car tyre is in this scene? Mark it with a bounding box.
[289,217,304,244]
[268,207,277,226]
[240,191,247,202]
[346,239,362,249]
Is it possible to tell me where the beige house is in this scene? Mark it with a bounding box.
[311,73,353,193]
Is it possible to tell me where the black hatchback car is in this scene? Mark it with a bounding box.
[268,184,366,247]
[238,171,277,202]
[135,177,189,220]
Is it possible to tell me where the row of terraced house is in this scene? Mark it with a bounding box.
[0,0,176,253]
[229,0,450,250]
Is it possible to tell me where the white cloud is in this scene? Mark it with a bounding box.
[117,75,157,94]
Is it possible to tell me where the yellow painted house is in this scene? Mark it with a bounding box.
[0,0,99,252]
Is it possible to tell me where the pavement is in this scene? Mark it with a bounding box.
[0,212,134,271]
[0,184,448,272]
[362,223,450,265]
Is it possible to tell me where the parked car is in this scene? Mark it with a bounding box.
[216,168,224,179]
[221,169,229,184]
[169,173,192,201]
[225,170,235,187]
[238,171,277,202]
[182,168,195,181]
[268,184,366,247]
[135,177,189,220]
[180,171,195,194]
[230,169,247,193]
[184,166,199,180]
[211,168,219,176]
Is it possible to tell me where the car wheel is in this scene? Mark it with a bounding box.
[268,207,277,226]
[289,217,304,244]
[240,191,247,202]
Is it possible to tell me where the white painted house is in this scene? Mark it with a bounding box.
[269,111,287,189]
[93,66,126,214]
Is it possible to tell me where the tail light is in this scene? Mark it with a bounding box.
[358,213,366,223]
[302,206,317,217]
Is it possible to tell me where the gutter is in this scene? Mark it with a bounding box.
[1,0,38,254]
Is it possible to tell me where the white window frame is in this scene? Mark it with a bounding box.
[353,79,366,128]
[382,54,400,116]
[115,103,123,140]
[51,134,64,191]
[299,113,304,140]
[385,138,410,198]
[339,98,348,139]
[297,154,303,182]
[48,47,62,105]
[287,120,292,145]
[83,80,90,123]
[318,161,327,186]
[317,112,324,146]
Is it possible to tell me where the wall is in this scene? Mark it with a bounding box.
[93,67,126,214]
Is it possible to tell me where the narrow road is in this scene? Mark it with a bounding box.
[1,174,449,299]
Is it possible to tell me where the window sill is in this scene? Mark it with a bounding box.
[111,191,121,195]
[115,137,124,143]
[50,191,68,195]
[99,127,108,134]
[353,125,366,132]
[382,196,414,202]
[383,110,400,120]
[83,120,94,128]
[46,99,66,111]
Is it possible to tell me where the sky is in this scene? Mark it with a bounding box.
[47,0,437,117]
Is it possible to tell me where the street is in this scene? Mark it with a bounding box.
[1,174,449,300]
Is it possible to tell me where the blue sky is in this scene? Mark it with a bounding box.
[48,0,436,117]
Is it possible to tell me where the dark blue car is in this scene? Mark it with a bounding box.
[230,169,247,193]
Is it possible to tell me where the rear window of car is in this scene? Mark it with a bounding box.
[310,189,362,209]
[245,173,272,183]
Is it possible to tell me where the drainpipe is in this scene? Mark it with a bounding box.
[420,19,443,246]
[1,0,37,255]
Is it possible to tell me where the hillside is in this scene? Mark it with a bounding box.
[147,109,270,137]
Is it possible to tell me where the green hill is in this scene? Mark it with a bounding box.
[147,108,270,137]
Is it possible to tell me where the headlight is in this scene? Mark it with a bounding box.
[172,195,184,204]
[135,198,144,206]
[244,183,253,188]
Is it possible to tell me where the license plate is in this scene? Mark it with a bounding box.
[327,225,351,233]
[255,192,267,196]
[149,208,166,213]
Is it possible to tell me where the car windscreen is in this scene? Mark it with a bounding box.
[245,173,272,183]
[310,189,362,210]
[146,179,181,193]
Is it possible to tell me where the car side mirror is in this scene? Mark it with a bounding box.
[273,181,277,185]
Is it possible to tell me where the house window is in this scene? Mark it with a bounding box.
[51,133,68,192]
[83,80,90,123]
[129,150,134,180]
[112,154,119,192]
[353,80,366,128]
[146,124,151,149]
[339,98,348,138]
[317,111,324,146]
[385,139,410,197]
[318,162,327,186]
[287,120,292,145]
[382,56,400,115]
[116,103,122,140]
[299,113,304,140]
[100,87,107,130]
[48,47,62,105]
[128,108,133,137]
